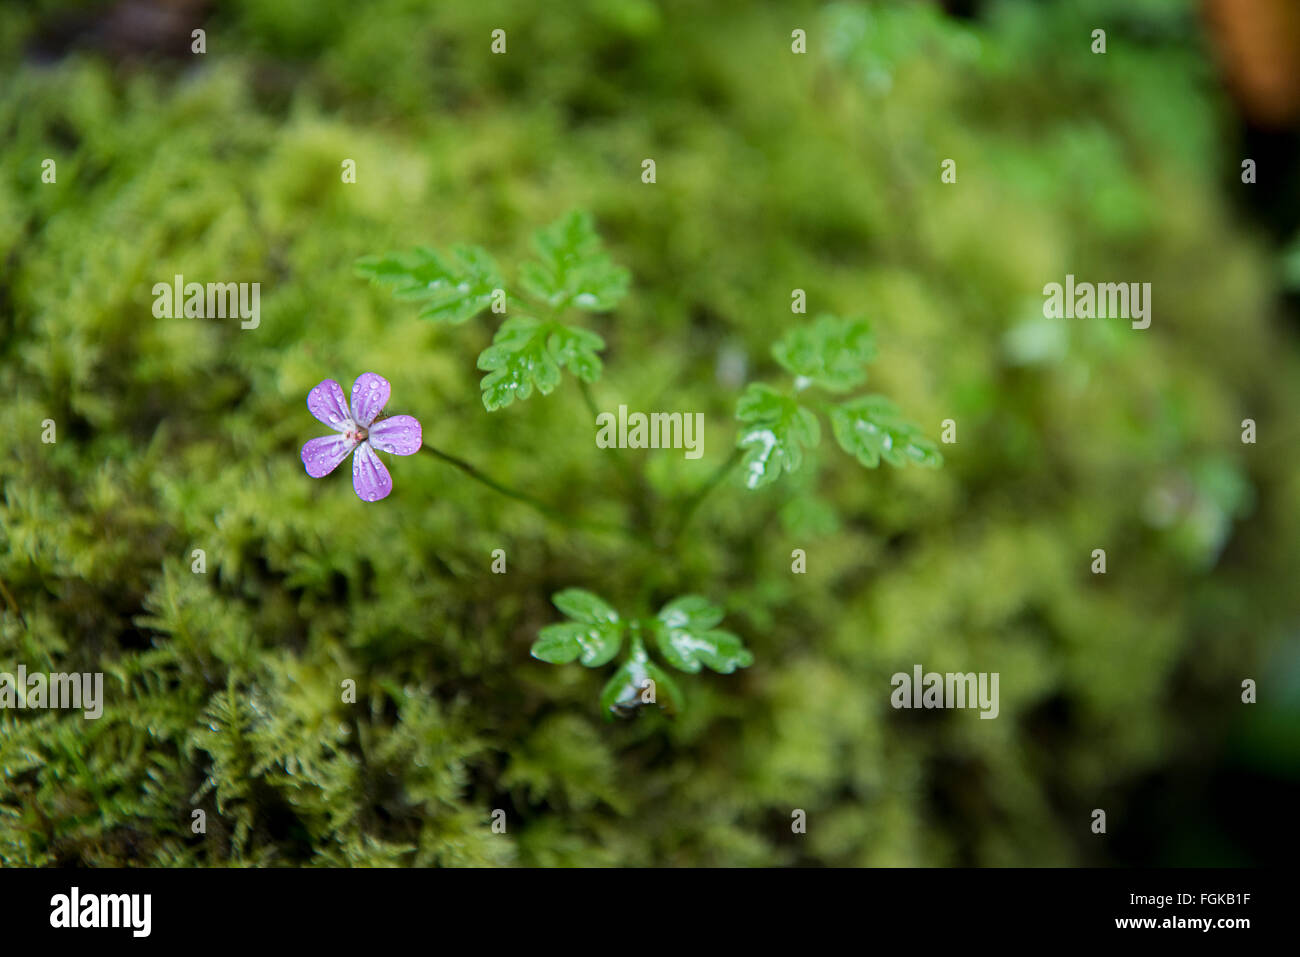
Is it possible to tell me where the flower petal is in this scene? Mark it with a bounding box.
[302,433,357,478]
[350,373,391,427]
[307,379,354,432]
[368,415,423,456]
[352,442,393,501]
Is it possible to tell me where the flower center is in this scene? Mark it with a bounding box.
[348,426,368,443]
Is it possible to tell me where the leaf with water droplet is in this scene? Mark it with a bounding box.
[653,595,753,674]
[477,316,562,411]
[547,323,605,383]
[771,314,876,392]
[551,589,620,624]
[518,210,629,312]
[478,317,605,410]
[530,588,750,717]
[828,395,942,469]
[531,589,623,667]
[734,383,820,489]
[532,623,622,667]
[356,244,503,324]
[598,652,682,718]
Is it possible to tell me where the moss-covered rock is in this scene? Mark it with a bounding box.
[1,0,1296,866]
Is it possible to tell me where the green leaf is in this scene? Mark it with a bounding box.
[734,383,821,489]
[355,244,503,324]
[519,210,629,311]
[531,589,623,668]
[552,588,620,624]
[771,314,876,392]
[599,649,684,718]
[478,318,606,410]
[547,323,605,383]
[829,395,943,468]
[477,316,562,411]
[533,591,750,717]
[654,596,754,674]
[532,623,623,667]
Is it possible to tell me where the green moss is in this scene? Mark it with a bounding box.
[1,0,1297,866]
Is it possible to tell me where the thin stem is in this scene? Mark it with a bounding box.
[577,378,601,421]
[579,378,643,488]
[674,445,742,542]
[578,378,665,551]
[627,624,648,662]
[419,441,634,542]
[420,441,565,519]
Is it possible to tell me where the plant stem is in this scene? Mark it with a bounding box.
[579,378,644,489]
[576,377,601,421]
[419,441,634,542]
[674,445,742,542]
[420,441,566,518]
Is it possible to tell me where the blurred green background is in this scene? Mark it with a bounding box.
[1,0,1298,866]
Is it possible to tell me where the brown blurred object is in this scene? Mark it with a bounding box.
[1205,0,1300,128]
[28,0,211,63]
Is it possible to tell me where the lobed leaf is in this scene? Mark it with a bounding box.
[771,314,876,392]
[478,318,605,410]
[531,622,623,667]
[531,589,623,667]
[829,395,943,468]
[519,210,629,311]
[477,316,562,411]
[552,588,620,624]
[547,324,605,383]
[599,652,683,718]
[734,383,821,489]
[654,595,754,674]
[355,244,503,324]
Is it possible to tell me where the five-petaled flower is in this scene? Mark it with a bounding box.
[301,373,422,501]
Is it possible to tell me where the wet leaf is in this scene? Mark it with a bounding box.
[771,314,875,392]
[478,317,562,411]
[356,244,503,324]
[547,324,605,383]
[531,589,623,667]
[478,319,606,410]
[829,395,943,468]
[735,383,820,488]
[599,650,683,718]
[520,210,629,311]
[654,596,754,674]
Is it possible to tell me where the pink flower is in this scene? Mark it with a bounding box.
[301,373,422,502]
